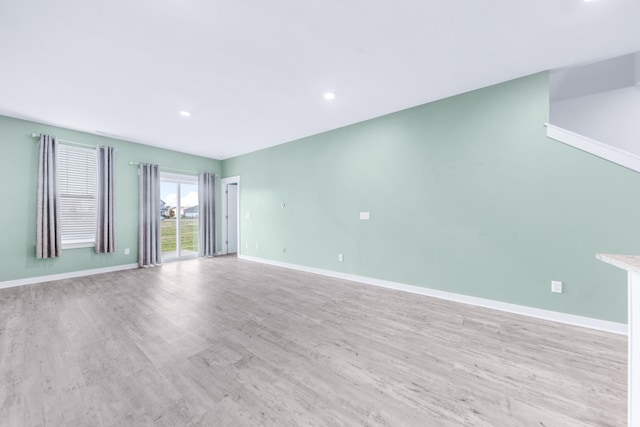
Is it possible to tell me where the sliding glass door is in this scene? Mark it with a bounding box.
[160,173,199,261]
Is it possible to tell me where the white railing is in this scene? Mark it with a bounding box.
[545,123,640,173]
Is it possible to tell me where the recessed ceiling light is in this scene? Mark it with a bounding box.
[323,92,336,100]
[180,111,191,117]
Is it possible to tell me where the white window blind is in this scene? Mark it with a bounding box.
[58,144,97,246]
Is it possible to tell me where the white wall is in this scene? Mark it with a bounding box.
[550,85,640,156]
[550,53,636,102]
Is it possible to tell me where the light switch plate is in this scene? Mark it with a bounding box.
[360,212,370,220]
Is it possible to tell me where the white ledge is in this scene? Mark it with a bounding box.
[545,123,640,173]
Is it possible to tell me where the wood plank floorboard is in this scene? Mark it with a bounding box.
[0,256,626,426]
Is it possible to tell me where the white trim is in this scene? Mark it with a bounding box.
[0,264,138,290]
[239,255,627,336]
[160,171,199,183]
[62,240,95,249]
[628,270,637,425]
[220,176,240,255]
[546,123,640,173]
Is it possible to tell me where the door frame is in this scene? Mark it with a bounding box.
[220,176,240,255]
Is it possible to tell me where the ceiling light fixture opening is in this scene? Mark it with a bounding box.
[180,111,191,117]
[323,92,336,100]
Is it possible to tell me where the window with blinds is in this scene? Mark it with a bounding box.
[58,144,97,247]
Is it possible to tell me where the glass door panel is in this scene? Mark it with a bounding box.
[179,183,199,257]
[161,181,178,260]
[160,174,198,261]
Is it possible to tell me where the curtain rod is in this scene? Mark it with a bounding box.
[128,162,204,176]
[31,133,117,151]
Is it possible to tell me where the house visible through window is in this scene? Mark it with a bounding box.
[58,144,97,248]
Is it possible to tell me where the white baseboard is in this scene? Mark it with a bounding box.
[0,263,139,290]
[239,255,627,336]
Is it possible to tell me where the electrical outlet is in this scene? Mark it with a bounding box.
[245,242,249,249]
[338,254,344,262]
[124,248,130,255]
[256,243,259,249]
[551,280,563,294]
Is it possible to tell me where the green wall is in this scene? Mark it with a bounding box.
[0,115,221,282]
[222,73,640,323]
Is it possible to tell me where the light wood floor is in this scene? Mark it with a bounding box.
[0,256,626,426]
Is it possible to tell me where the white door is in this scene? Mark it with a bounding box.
[227,183,238,254]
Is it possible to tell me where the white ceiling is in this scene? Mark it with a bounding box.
[1,0,639,160]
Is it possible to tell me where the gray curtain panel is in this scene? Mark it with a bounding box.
[139,163,161,267]
[198,172,216,257]
[36,134,61,259]
[95,146,116,253]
